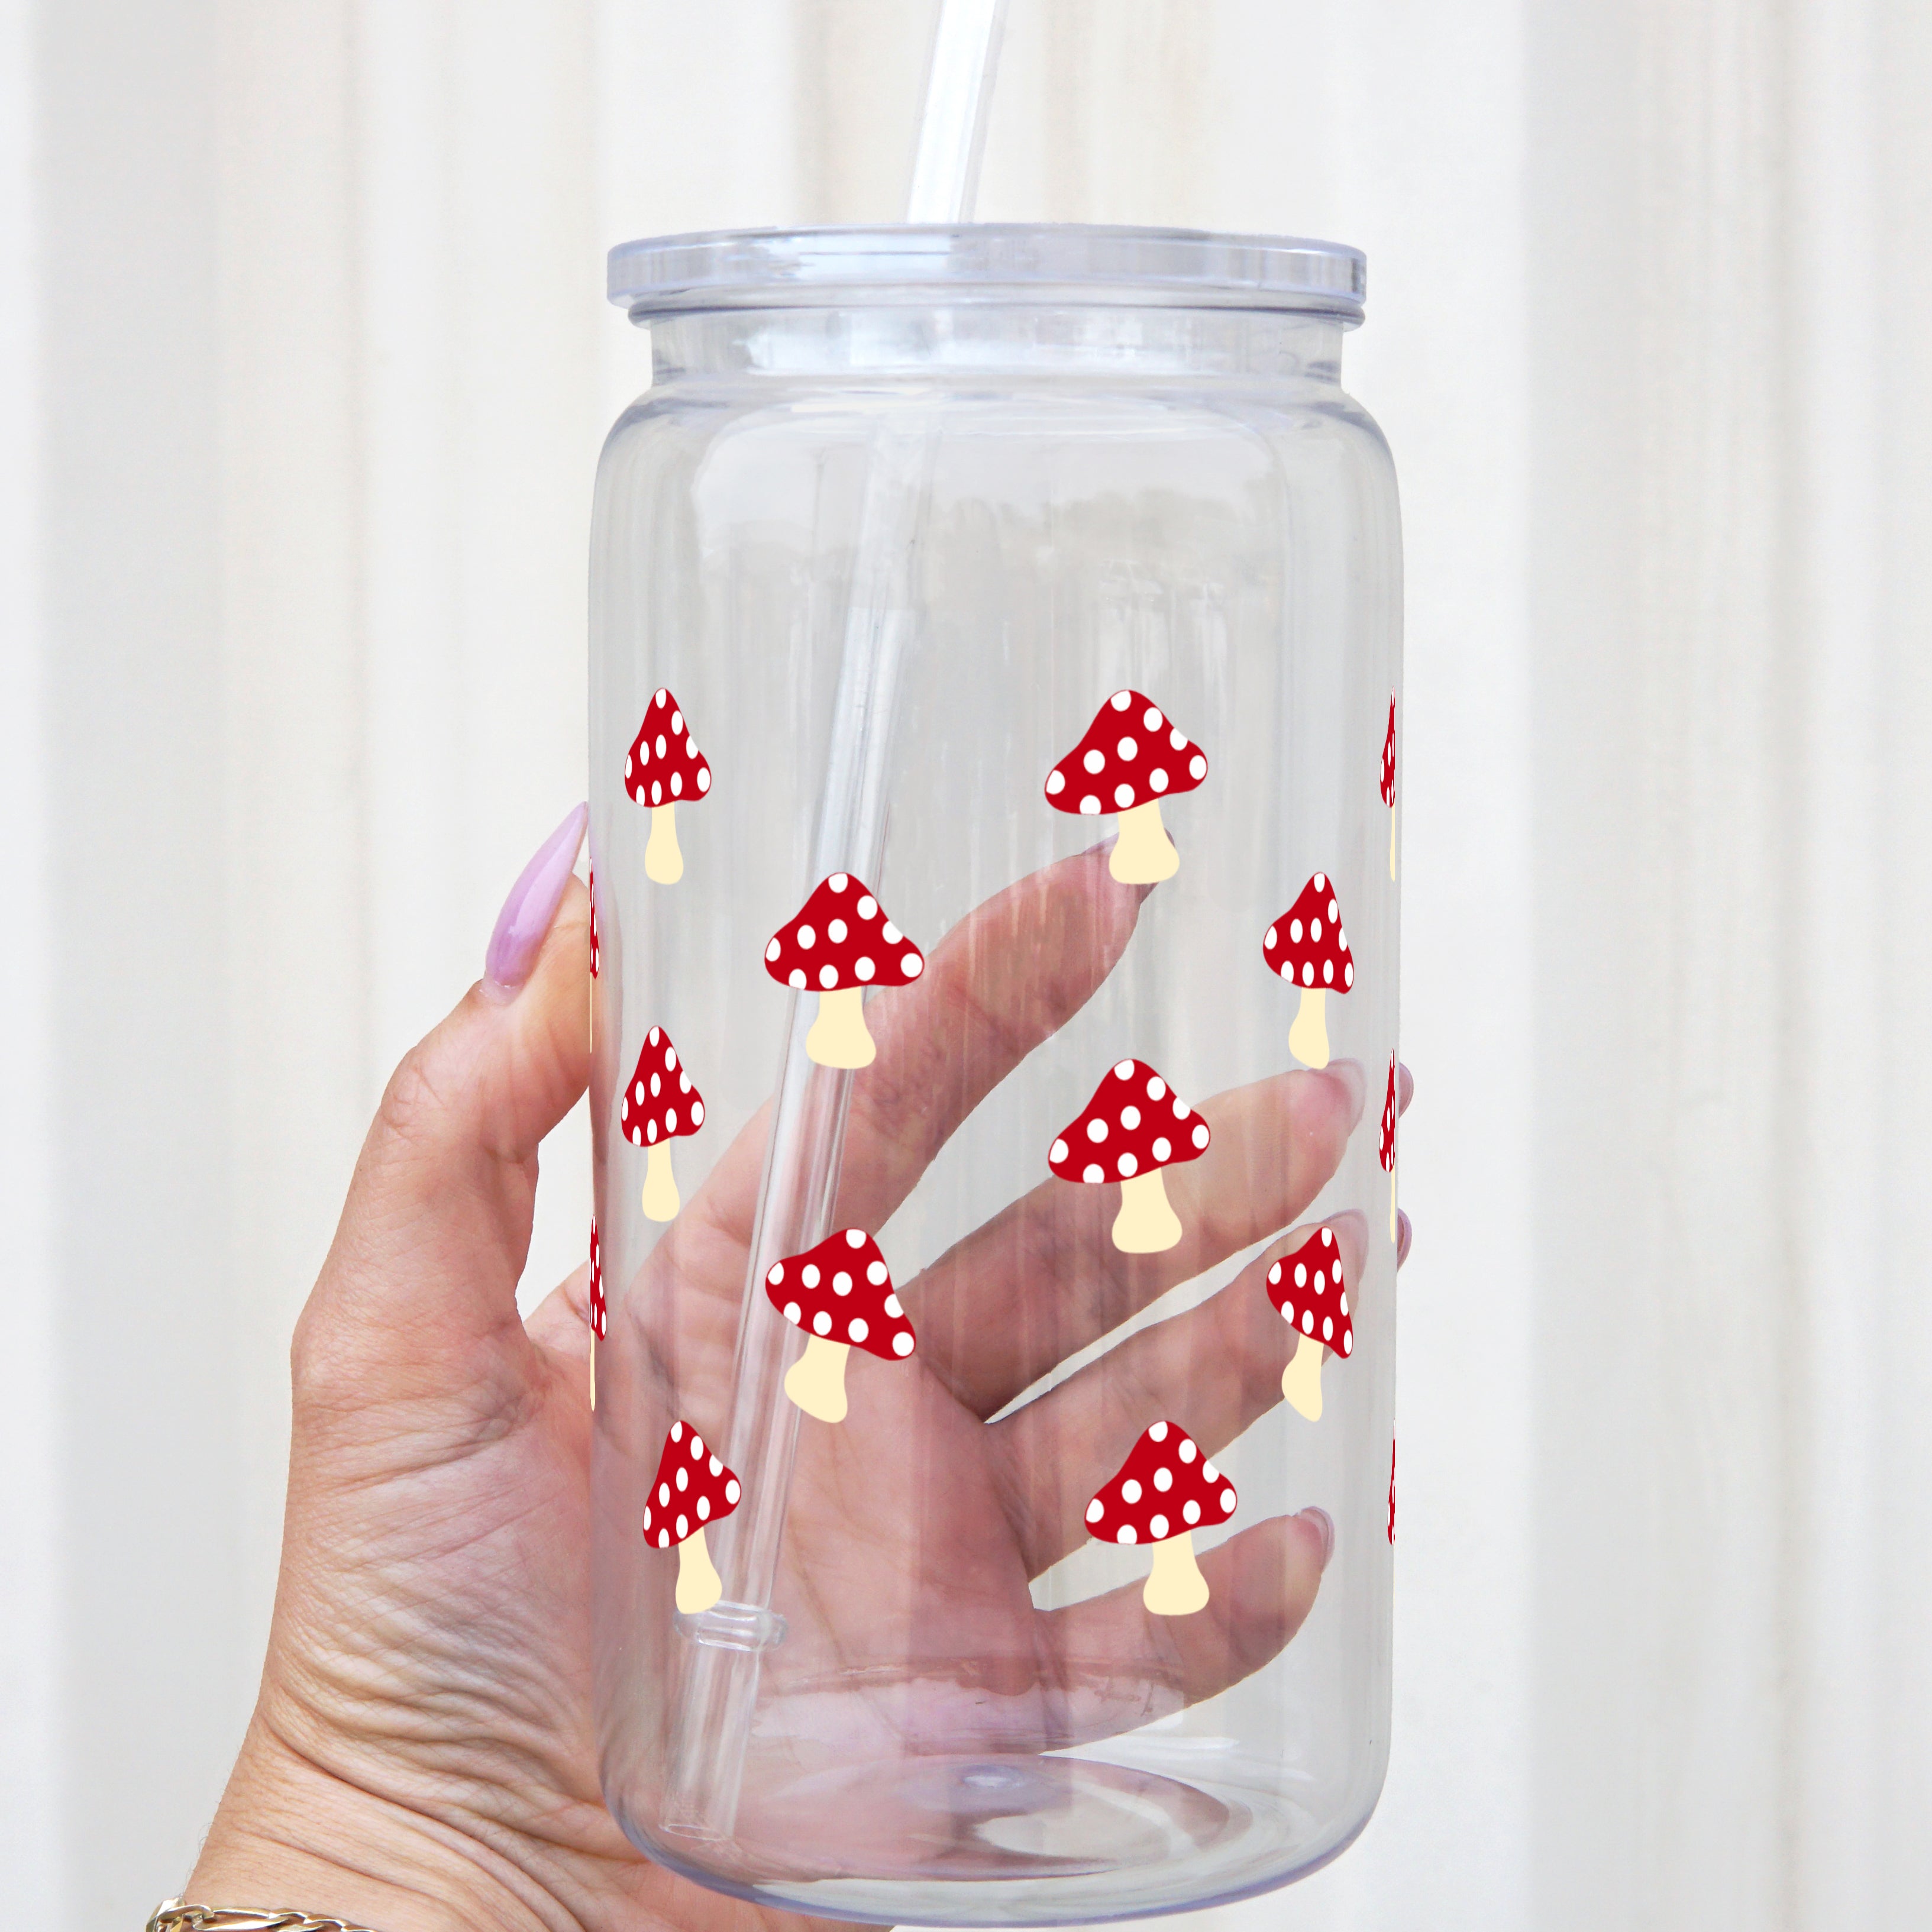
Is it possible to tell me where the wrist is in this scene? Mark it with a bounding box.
[188,1724,557,1932]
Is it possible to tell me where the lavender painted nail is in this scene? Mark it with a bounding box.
[484,803,589,997]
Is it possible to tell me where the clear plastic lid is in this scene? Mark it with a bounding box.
[608,223,1366,325]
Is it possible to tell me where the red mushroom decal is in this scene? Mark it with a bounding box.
[1379,1052,1398,1242]
[1379,689,1397,880]
[626,687,712,884]
[587,864,600,978]
[1049,1058,1210,1254]
[643,1420,741,1615]
[1265,1226,1352,1421]
[619,1026,705,1222]
[764,873,925,1070]
[1262,873,1355,1069]
[1388,1435,1397,1545]
[1043,689,1208,884]
[1085,1420,1237,1617]
[588,1220,606,1408]
[764,1227,916,1424]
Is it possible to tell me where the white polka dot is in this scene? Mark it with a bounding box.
[803,1265,820,1287]
[1084,748,1105,774]
[883,1293,903,1316]
[819,964,838,989]
[1344,962,1355,987]
[1150,768,1168,793]
[725,1479,740,1503]
[812,1311,832,1336]
[1122,1479,1142,1503]
[676,1514,688,1539]
[1087,1498,1104,1524]
[1303,1310,1315,1334]
[650,781,662,805]
[855,956,874,981]
[657,1528,670,1548]
[1189,754,1206,779]
[676,1466,689,1491]
[1087,1118,1108,1142]
[1191,1123,1210,1149]
[1220,1488,1236,1513]
[1051,1138,1069,1163]
[788,969,805,989]
[671,773,682,797]
[828,919,848,942]
[1178,1439,1197,1462]
[1146,1075,1166,1100]
[767,1263,784,1285]
[1080,794,1100,813]
[1046,770,1066,794]
[1113,782,1135,808]
[1323,959,1335,984]
[1117,1525,1138,1545]
[1312,919,1322,941]
[1169,728,1186,750]
[1120,1104,1141,1129]
[797,925,815,949]
[1117,736,1138,761]
[784,1301,800,1323]
[665,1109,677,1132]
[892,1332,914,1356]
[1290,919,1303,942]
[1265,926,1277,949]
[691,1101,703,1125]
[696,768,710,792]
[1152,1137,1171,1161]
[858,895,877,918]
[832,1271,852,1295]
[846,1230,865,1248]
[1114,1061,1135,1080]
[1082,1163,1103,1182]
[866,1259,887,1284]
[1323,1316,1334,1341]
[1149,1421,1169,1440]
[1328,898,1338,920]
[710,1455,722,1475]
[849,1317,868,1343]
[882,921,901,942]
[1183,1499,1201,1524]
[1153,1465,1172,1490]
[697,1496,710,1520]
[766,939,781,962]
[1117,1152,1138,1177]
[1143,706,1163,731]
[1314,874,1326,889]
[902,953,922,977]
[1203,1459,1219,1481]
[1301,963,1314,986]
[831,874,849,891]
[646,1120,658,1144]
[1110,691,1132,710]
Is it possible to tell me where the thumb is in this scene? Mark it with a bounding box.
[296,805,592,1402]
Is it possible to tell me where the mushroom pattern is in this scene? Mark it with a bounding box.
[1048,1058,1211,1254]
[1085,1420,1237,1617]
[1265,1225,1352,1421]
[764,1227,916,1424]
[1388,1435,1397,1545]
[587,1220,606,1409]
[625,687,712,884]
[643,1420,741,1615]
[1379,689,1397,880]
[1379,1052,1398,1242]
[764,874,925,1070]
[1043,689,1208,884]
[619,1026,705,1223]
[1262,873,1355,1070]
[587,864,600,978]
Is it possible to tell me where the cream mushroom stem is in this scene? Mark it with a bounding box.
[1281,1335,1326,1421]
[806,986,877,1069]
[1109,800,1180,886]
[1288,987,1330,1069]
[674,1526,723,1614]
[783,1333,851,1423]
[645,803,684,884]
[1142,1530,1210,1616]
[641,1143,680,1222]
[1112,1168,1183,1253]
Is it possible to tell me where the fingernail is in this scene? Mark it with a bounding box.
[484,803,588,1000]
[1397,1210,1413,1266]
[1398,1061,1414,1112]
[1300,1506,1335,1570]
[1322,1057,1366,1124]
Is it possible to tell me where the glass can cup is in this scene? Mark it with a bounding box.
[589,224,1402,1925]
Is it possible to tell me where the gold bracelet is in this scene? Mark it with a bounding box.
[148,1902,382,1932]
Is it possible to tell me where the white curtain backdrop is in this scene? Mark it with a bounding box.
[4,3,1930,1928]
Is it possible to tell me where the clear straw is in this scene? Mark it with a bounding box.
[660,0,1010,1845]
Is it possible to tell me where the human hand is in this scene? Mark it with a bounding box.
[188,807,1412,1930]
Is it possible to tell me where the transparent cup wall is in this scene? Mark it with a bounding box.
[590,229,1402,1926]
